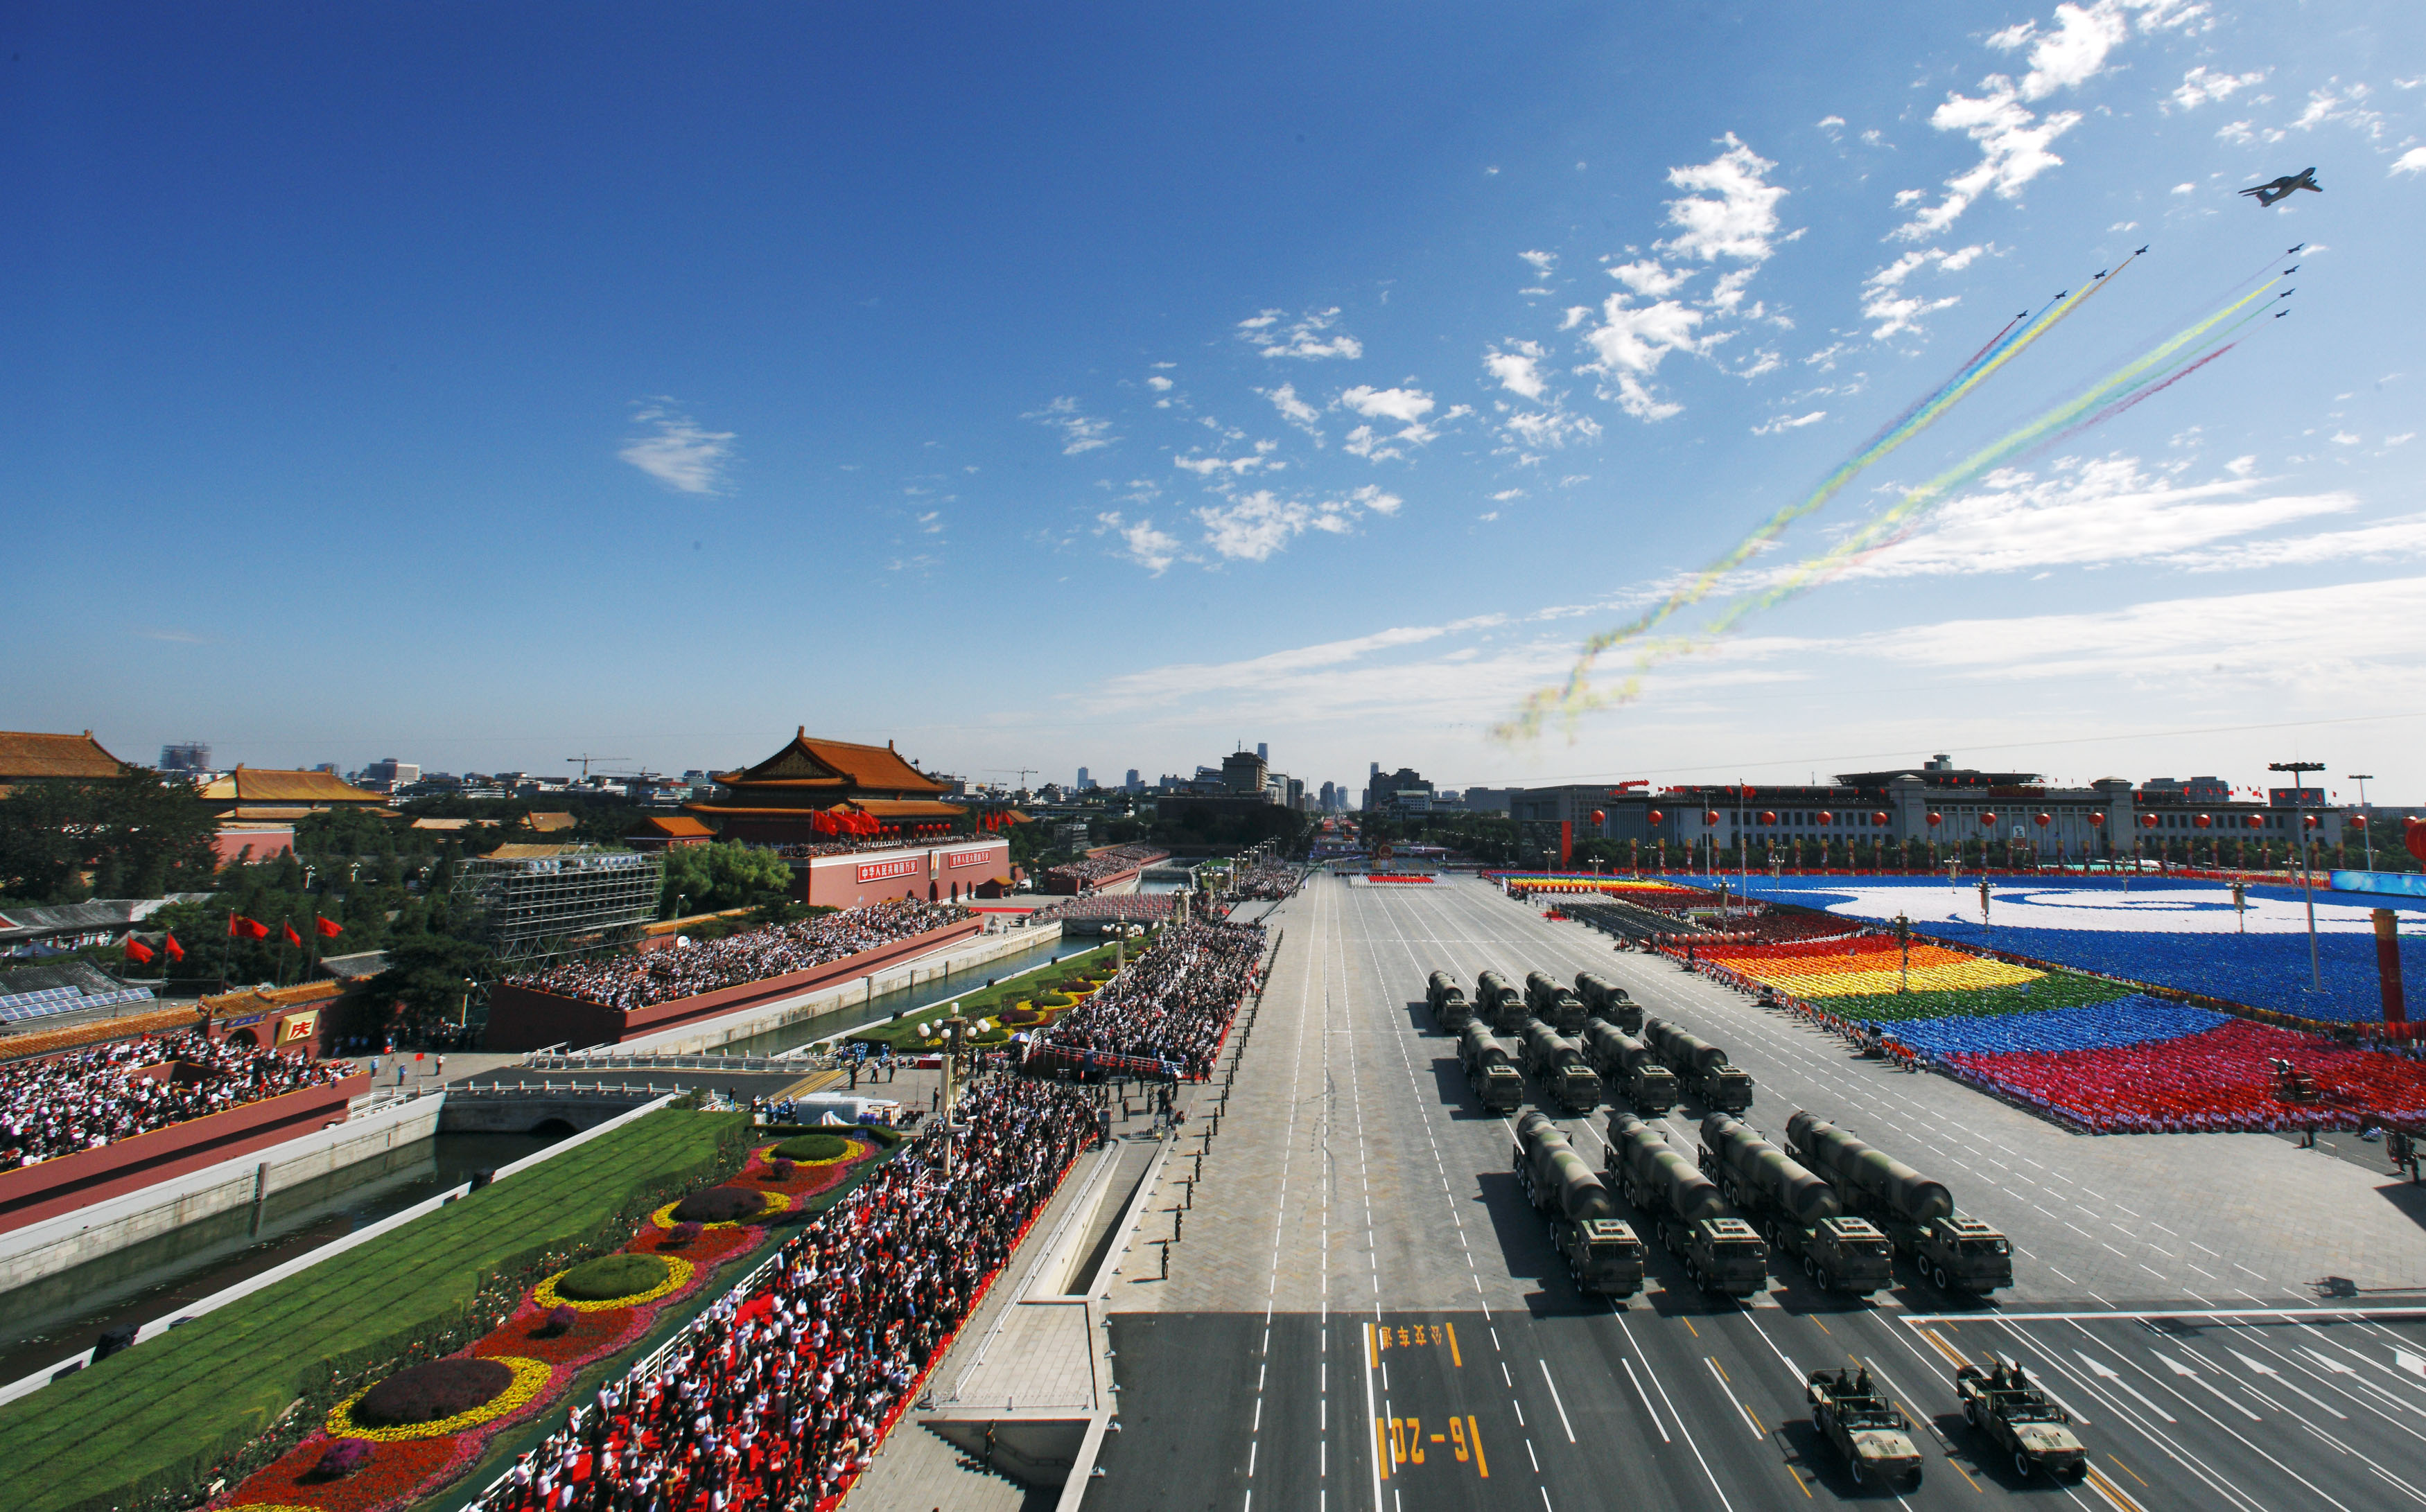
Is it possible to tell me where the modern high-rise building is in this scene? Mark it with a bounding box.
[1076,766,1090,789]
[1124,768,1142,791]
[159,741,211,773]
[1257,742,1269,762]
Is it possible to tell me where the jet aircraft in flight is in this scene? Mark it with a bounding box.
[2240,168,2321,207]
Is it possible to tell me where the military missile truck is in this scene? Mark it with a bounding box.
[1512,1111,1646,1297]
[1579,1021,1679,1114]
[1698,1114,1894,1294]
[1524,970,1588,1033]
[1474,970,1527,1032]
[1806,1369,1923,1491]
[1519,1019,1603,1111]
[1954,1363,2087,1482]
[1574,972,1643,1033]
[1458,1022,1526,1112]
[1644,1017,1756,1113]
[1786,1111,2012,1294]
[1603,1111,1770,1296]
[1426,970,1473,1032]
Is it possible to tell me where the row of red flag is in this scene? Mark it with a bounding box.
[123,911,342,965]
[808,809,1015,837]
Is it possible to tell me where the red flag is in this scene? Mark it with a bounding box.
[230,914,270,940]
[123,937,155,964]
[283,922,304,949]
[162,932,184,962]
[315,915,343,938]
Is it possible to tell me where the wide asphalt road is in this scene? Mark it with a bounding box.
[1085,873,2426,1512]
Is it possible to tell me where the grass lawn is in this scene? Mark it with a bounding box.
[847,940,1130,1051]
[0,1108,752,1512]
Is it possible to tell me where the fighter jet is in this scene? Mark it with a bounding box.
[2287,243,2305,255]
[2136,245,2149,254]
[2284,265,2298,274]
[2095,270,2108,279]
[2240,168,2321,207]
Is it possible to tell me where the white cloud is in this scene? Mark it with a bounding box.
[2393,148,2426,176]
[1024,396,1115,455]
[2170,181,2197,194]
[1893,81,2081,240]
[2176,515,2426,573]
[1501,409,1603,450]
[1989,1,2129,100]
[618,401,735,494]
[1825,457,2359,581]
[1578,295,1707,420]
[1259,382,1325,440]
[1174,441,1279,477]
[2171,64,2267,109]
[1520,249,1558,277]
[1817,115,1847,134]
[1341,385,1435,424]
[1609,259,1693,296]
[1657,134,1790,264]
[1485,342,1549,401]
[1095,511,1182,574]
[1238,307,1363,360]
[1195,484,1402,561]
[1147,375,1173,392]
[1752,411,1827,434]
[2289,80,2380,137]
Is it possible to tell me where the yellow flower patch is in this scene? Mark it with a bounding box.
[531,1255,695,1313]
[325,1355,551,1443]
[648,1188,793,1231]
[1740,960,2043,998]
[758,1140,859,1168]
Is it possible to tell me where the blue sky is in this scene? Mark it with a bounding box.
[8,2,2425,801]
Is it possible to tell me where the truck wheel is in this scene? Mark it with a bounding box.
[1932,1265,1951,1290]
[2013,1451,2033,1480]
[1964,1398,1978,1427]
[1801,1256,1817,1281]
[1849,1459,1866,1488]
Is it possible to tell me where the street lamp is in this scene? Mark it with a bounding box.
[2350,775,2376,870]
[2269,761,2325,991]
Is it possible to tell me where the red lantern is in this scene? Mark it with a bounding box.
[1815,810,1833,825]
[2193,814,2213,830]
[2348,814,2368,830]
[1759,810,1777,826]
[2140,813,2160,829]
[2303,813,2320,830]
[1979,812,1998,829]
[2244,814,2264,829]
[1590,809,1605,825]
[1926,812,1941,827]
[2092,811,2108,827]
[2407,818,2426,868]
[1704,811,1722,826]
[2034,812,2051,827]
[1646,809,1664,825]
[1871,811,1889,826]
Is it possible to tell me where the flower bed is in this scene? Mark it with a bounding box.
[218,1134,885,1512]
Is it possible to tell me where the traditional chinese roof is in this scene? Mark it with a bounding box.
[711,728,951,799]
[838,798,970,819]
[523,811,579,832]
[0,730,126,782]
[629,814,715,839]
[199,767,385,807]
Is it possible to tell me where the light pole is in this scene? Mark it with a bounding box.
[2350,775,2376,870]
[2270,761,2325,991]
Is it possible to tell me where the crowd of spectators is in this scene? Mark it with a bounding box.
[1045,845,1170,889]
[1038,919,1264,1078]
[505,899,970,1011]
[0,1031,356,1170]
[482,1075,1096,1512]
[1225,862,1306,902]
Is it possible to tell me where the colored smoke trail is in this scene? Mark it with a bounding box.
[1493,272,2277,739]
[1496,256,2140,743]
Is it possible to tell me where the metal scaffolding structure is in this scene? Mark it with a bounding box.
[448,845,663,971]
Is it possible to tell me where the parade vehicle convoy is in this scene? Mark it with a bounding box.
[1524,969,1589,1033]
[1806,1369,1923,1491]
[1458,1021,1527,1112]
[1575,972,1643,1033]
[1579,1021,1679,1114]
[1426,970,1473,1032]
[1604,1111,1770,1296]
[1645,1017,1756,1113]
[1786,1111,2013,1294]
[1512,1110,1646,1297]
[1955,1364,2088,1481]
[1474,970,1528,1032]
[1699,1114,1894,1294]
[1519,1019,1604,1111]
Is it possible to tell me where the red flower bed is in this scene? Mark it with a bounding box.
[220,1134,883,1512]
[1700,934,1898,962]
[1950,1019,2426,1133]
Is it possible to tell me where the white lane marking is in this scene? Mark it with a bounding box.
[1623,1357,1672,1442]
[1703,1355,1766,1439]
[1615,1311,1737,1512]
[1538,1360,1576,1442]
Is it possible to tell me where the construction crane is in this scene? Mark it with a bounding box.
[985,767,1038,792]
[566,755,629,779]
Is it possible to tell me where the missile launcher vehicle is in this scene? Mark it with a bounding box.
[1512,1111,1646,1297]
[1474,970,1527,1032]
[1698,1114,1894,1294]
[1574,972,1643,1033]
[1524,970,1588,1033]
[1578,1021,1679,1114]
[1644,1017,1756,1113]
[1955,1363,2087,1482]
[1603,1111,1769,1296]
[1806,1369,1923,1491]
[1519,1019,1603,1111]
[1786,1111,2012,1294]
[1426,970,1473,1032]
[1458,1022,1526,1112]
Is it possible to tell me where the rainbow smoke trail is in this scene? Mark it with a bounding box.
[1494,272,2278,735]
[1496,255,2140,742]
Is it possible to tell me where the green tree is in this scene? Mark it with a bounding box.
[658,841,794,917]
[0,769,220,903]
[365,935,496,1045]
